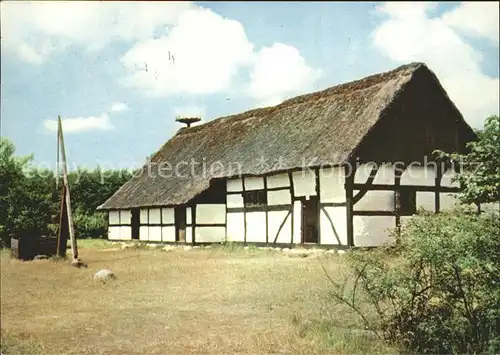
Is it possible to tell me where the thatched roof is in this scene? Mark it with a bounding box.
[98,62,469,210]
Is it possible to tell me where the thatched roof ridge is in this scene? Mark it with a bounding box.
[176,62,424,135]
[98,62,444,210]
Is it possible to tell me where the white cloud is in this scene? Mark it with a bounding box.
[2,1,321,105]
[174,106,206,118]
[43,101,129,133]
[110,102,129,112]
[121,9,321,102]
[17,43,50,65]
[44,114,112,133]
[0,1,193,64]
[373,2,499,128]
[247,43,322,106]
[121,7,254,96]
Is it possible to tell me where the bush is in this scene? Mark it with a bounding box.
[328,211,500,354]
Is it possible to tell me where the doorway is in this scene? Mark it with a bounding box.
[175,207,186,242]
[302,196,319,243]
[131,209,140,240]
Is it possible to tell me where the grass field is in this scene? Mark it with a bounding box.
[1,242,394,354]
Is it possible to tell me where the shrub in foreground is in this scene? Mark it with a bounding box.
[327,211,500,354]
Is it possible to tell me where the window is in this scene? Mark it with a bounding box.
[243,190,267,208]
[398,188,416,216]
[109,210,131,225]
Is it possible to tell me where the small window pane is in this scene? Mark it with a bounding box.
[243,190,267,207]
[109,211,120,225]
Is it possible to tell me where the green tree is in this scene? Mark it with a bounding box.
[1,137,134,244]
[0,138,56,246]
[69,167,132,238]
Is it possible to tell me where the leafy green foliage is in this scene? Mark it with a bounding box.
[0,137,132,245]
[0,138,53,246]
[436,115,500,204]
[73,210,108,239]
[328,211,500,353]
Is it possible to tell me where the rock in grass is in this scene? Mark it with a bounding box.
[93,269,116,282]
[33,255,48,260]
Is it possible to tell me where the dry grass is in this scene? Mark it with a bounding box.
[1,243,393,354]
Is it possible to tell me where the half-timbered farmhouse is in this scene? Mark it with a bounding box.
[98,62,476,247]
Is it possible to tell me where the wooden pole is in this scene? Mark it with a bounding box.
[56,127,60,190]
[58,116,78,260]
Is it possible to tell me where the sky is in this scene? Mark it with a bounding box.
[1,1,499,170]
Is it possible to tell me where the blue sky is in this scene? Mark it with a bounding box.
[1,1,498,169]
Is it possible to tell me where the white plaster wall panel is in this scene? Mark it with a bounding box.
[120,226,132,240]
[268,190,291,206]
[186,226,193,243]
[354,216,396,247]
[354,191,394,211]
[354,163,378,184]
[196,204,226,224]
[195,227,225,243]
[149,208,161,224]
[120,210,131,225]
[374,163,396,185]
[148,227,162,241]
[319,167,345,203]
[161,208,175,224]
[161,226,176,242]
[109,211,120,225]
[140,209,149,224]
[401,166,435,186]
[227,213,245,242]
[416,191,435,211]
[244,176,265,191]
[268,211,292,244]
[266,173,290,189]
[186,207,192,225]
[227,194,244,208]
[353,163,395,184]
[441,169,460,187]
[293,201,302,244]
[320,207,347,245]
[139,226,149,241]
[245,212,267,242]
[108,226,119,240]
[227,178,243,192]
[292,170,316,197]
[440,193,458,211]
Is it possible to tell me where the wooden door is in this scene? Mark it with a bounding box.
[175,207,186,242]
[131,209,140,240]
